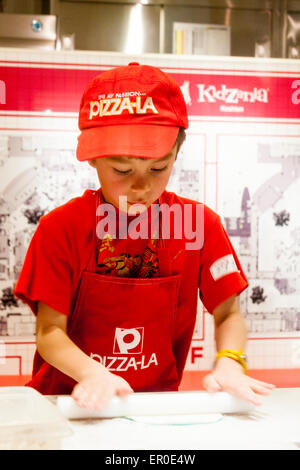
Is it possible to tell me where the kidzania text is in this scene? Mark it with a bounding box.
[96,198,205,250]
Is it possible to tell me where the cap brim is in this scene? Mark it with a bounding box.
[76,125,179,161]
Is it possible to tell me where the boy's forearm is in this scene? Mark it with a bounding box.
[214,309,248,352]
[213,307,248,372]
[36,326,107,383]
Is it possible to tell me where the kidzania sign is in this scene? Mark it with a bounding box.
[173,73,300,118]
[180,81,269,115]
[0,65,299,118]
[197,84,268,104]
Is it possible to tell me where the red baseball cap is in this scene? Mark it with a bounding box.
[76,62,188,161]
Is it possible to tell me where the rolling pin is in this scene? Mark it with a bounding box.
[56,391,255,419]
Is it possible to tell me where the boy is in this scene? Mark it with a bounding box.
[14,62,274,411]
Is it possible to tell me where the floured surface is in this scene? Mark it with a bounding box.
[58,389,300,450]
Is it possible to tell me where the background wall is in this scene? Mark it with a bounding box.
[0,0,299,388]
[0,48,300,387]
[0,0,300,58]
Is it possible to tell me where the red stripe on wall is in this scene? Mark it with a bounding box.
[0,369,299,389]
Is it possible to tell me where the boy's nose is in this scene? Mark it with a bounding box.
[130,176,150,193]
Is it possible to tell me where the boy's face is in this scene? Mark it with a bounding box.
[89,142,178,214]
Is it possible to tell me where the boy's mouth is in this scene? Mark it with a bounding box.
[128,201,147,205]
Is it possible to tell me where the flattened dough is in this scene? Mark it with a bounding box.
[123,413,223,425]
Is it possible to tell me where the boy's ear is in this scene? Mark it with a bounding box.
[88,159,96,168]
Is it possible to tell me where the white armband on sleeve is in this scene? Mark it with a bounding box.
[209,254,239,281]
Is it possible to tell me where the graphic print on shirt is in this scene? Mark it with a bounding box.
[90,326,158,372]
[96,234,160,278]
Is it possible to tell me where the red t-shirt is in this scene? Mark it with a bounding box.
[14,188,248,318]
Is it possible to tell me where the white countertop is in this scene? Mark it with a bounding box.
[49,388,300,450]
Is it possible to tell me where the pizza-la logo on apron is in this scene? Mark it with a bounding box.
[90,327,158,372]
[113,327,144,354]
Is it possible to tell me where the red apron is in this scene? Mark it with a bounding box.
[27,189,184,394]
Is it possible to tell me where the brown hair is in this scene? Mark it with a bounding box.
[175,127,186,159]
[176,127,186,150]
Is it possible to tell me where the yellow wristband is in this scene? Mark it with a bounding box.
[215,349,248,374]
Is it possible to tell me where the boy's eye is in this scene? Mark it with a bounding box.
[113,168,131,175]
[151,166,168,172]
[113,166,168,175]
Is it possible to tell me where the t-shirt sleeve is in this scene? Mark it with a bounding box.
[14,215,73,317]
[199,214,249,313]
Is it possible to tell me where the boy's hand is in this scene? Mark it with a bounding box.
[202,357,275,406]
[71,367,133,411]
